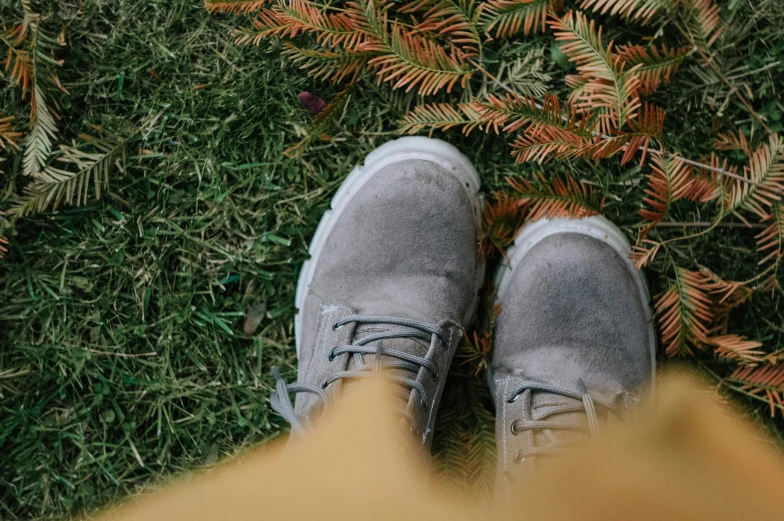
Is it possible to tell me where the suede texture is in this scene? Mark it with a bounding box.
[490,231,654,492]
[297,159,482,447]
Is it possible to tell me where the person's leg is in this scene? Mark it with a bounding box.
[98,162,784,521]
[272,137,485,448]
[489,216,657,497]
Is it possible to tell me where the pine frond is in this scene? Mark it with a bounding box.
[473,91,597,164]
[581,73,642,137]
[283,43,373,82]
[478,191,524,259]
[234,8,295,44]
[700,267,752,307]
[399,0,483,56]
[726,134,784,220]
[548,10,614,81]
[640,152,693,226]
[453,431,478,486]
[204,0,270,14]
[548,10,641,132]
[700,268,751,336]
[588,102,665,164]
[432,372,495,498]
[682,152,734,204]
[756,203,784,277]
[655,267,712,356]
[729,364,784,416]
[684,172,720,203]
[495,48,552,98]
[224,0,515,97]
[5,9,67,176]
[285,88,351,158]
[585,132,630,163]
[615,44,689,95]
[709,335,764,365]
[700,268,753,335]
[2,34,33,92]
[481,0,563,38]
[565,73,587,90]
[580,0,723,48]
[578,0,666,24]
[510,129,591,164]
[630,239,661,268]
[365,23,474,95]
[346,0,391,37]
[684,57,750,114]
[565,73,588,104]
[474,93,593,137]
[681,0,723,49]
[311,90,351,128]
[430,394,462,476]
[714,130,752,157]
[3,1,39,78]
[700,269,757,342]
[279,0,371,50]
[463,401,496,498]
[0,116,23,151]
[23,83,57,176]
[508,172,604,221]
[760,275,781,295]
[10,126,133,217]
[398,103,485,136]
[236,2,373,49]
[457,330,493,375]
[4,2,37,43]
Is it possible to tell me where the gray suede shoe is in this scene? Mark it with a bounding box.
[271,137,484,448]
[489,216,656,498]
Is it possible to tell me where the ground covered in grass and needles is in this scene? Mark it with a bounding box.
[1,0,783,518]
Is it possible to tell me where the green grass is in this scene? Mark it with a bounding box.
[1,0,783,518]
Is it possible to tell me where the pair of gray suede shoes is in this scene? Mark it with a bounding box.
[270,137,657,491]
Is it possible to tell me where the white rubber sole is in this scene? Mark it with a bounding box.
[494,216,657,379]
[294,137,483,358]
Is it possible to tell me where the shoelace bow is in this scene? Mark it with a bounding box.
[271,314,446,436]
[507,380,618,463]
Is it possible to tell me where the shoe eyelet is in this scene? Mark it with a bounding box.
[432,370,440,380]
[322,380,331,389]
[508,392,520,403]
[420,398,427,408]
[332,321,343,331]
[514,451,526,464]
[511,420,521,435]
[328,347,337,361]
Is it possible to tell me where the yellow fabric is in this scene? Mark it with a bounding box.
[100,374,784,521]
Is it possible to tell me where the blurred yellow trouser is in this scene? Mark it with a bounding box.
[100,374,784,521]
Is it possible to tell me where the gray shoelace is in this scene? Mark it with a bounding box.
[271,314,446,435]
[507,380,617,463]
